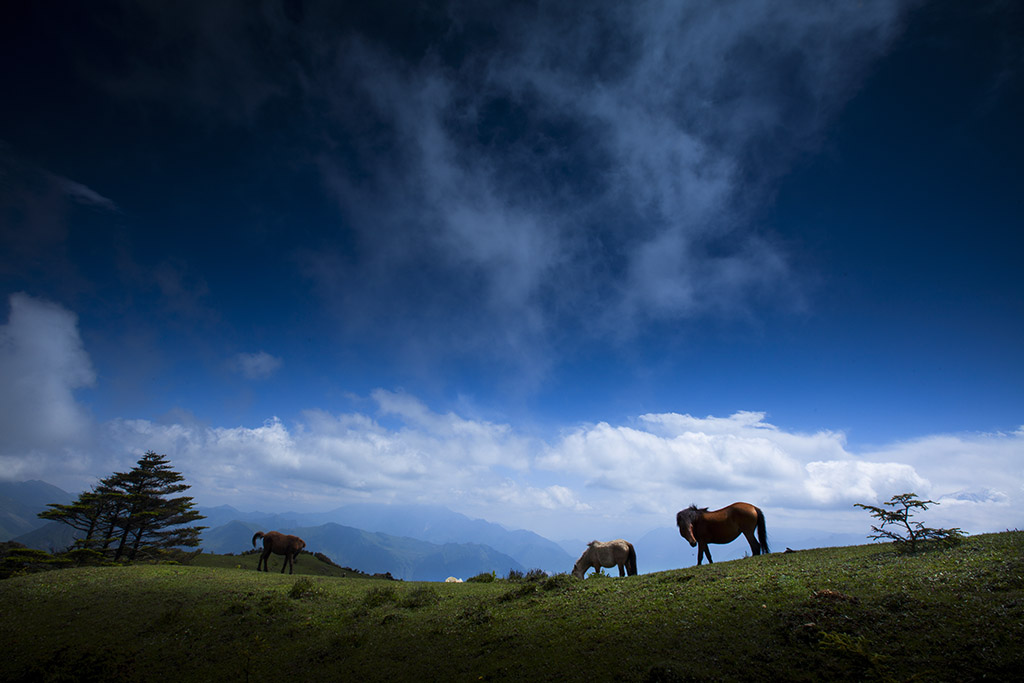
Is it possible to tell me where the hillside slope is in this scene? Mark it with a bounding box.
[1,532,1021,681]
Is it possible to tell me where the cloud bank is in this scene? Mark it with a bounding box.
[2,295,1018,539]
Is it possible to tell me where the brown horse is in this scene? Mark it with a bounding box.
[252,531,306,574]
[676,502,769,565]
[572,539,638,578]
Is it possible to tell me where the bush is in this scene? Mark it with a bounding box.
[467,571,496,583]
[61,548,109,566]
[1,545,69,579]
[288,577,319,599]
[361,586,398,608]
[499,583,538,602]
[541,573,575,592]
[399,586,440,609]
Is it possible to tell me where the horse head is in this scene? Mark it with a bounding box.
[676,505,703,547]
[571,542,596,579]
[571,558,586,579]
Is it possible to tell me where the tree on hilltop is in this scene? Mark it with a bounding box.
[39,451,206,561]
[854,492,964,553]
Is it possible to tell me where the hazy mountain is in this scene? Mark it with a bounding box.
[12,521,80,554]
[202,520,524,581]
[327,503,574,573]
[196,502,574,575]
[0,480,74,540]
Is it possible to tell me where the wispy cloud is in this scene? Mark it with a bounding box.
[49,175,119,212]
[231,351,282,380]
[77,1,920,375]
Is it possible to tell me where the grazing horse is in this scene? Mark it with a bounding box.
[252,531,306,574]
[572,539,638,578]
[676,502,769,566]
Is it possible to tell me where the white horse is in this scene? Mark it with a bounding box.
[572,539,637,578]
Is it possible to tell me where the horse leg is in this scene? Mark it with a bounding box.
[744,529,761,556]
[698,543,713,565]
[280,552,289,574]
[618,563,626,577]
[259,548,271,572]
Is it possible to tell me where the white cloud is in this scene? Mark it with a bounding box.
[0,294,1018,537]
[0,294,96,455]
[232,351,282,380]
[9,398,1024,540]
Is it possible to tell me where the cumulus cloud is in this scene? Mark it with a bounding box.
[0,294,96,457]
[537,411,1023,530]
[97,393,540,513]
[4,372,1021,538]
[231,351,282,380]
[1,295,1017,537]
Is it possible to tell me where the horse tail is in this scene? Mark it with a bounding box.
[252,531,265,549]
[627,543,638,576]
[756,508,770,554]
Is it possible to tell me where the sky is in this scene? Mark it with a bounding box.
[1,0,1022,544]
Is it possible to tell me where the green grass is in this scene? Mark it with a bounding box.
[2,533,1022,682]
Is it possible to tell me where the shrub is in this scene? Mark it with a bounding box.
[499,583,538,602]
[467,571,496,583]
[524,568,548,582]
[288,577,318,599]
[400,586,440,609]
[541,573,575,592]
[362,586,398,608]
[61,548,109,566]
[0,546,69,579]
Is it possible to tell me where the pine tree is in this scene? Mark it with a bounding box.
[38,490,110,549]
[111,451,206,561]
[40,452,206,561]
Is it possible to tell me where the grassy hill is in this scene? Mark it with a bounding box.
[2,532,1021,682]
[190,549,382,579]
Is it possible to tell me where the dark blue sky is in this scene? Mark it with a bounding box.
[1,0,1021,538]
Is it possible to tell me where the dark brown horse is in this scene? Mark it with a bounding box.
[252,531,306,574]
[676,502,769,565]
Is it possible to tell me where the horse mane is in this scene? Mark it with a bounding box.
[677,504,708,525]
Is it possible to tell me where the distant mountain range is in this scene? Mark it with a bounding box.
[0,480,866,578]
[0,480,73,539]
[0,481,573,581]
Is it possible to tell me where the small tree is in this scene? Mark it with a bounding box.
[854,492,964,553]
